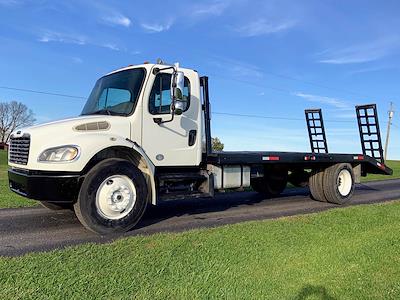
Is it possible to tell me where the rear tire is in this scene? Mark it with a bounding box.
[251,167,288,197]
[323,163,355,205]
[74,158,148,235]
[309,169,327,202]
[40,201,73,210]
[289,170,310,187]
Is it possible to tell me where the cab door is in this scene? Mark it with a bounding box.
[141,68,202,166]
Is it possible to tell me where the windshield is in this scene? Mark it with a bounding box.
[81,68,146,116]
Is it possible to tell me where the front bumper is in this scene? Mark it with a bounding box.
[8,168,82,203]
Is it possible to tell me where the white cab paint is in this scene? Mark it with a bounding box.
[141,66,203,166]
[8,63,203,204]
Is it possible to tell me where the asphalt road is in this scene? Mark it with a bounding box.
[1,179,399,257]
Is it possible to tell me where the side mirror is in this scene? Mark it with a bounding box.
[170,71,185,115]
[171,71,185,101]
[173,101,184,116]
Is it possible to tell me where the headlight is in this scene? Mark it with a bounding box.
[38,146,80,162]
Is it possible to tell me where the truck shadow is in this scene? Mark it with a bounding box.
[356,183,378,191]
[135,181,377,231]
[135,187,312,230]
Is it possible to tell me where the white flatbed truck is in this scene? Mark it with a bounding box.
[8,62,393,234]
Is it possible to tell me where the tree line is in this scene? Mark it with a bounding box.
[0,101,35,144]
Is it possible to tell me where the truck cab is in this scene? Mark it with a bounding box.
[8,62,392,234]
[8,62,213,233]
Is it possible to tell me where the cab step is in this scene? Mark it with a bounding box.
[157,172,207,182]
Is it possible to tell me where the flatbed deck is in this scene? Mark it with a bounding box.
[207,151,393,176]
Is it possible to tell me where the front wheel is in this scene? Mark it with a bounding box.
[74,158,148,234]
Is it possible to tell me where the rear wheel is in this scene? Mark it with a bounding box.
[323,163,355,204]
[289,170,310,187]
[251,167,288,197]
[40,201,73,210]
[74,158,148,234]
[309,169,327,202]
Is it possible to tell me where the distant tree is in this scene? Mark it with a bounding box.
[212,137,224,151]
[0,101,35,143]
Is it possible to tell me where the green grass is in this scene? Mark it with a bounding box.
[0,150,36,208]
[1,149,400,297]
[1,201,400,299]
[0,150,399,209]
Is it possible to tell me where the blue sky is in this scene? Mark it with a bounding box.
[0,0,399,158]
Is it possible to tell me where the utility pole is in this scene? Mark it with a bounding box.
[384,102,395,161]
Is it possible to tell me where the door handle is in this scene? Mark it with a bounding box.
[188,130,197,146]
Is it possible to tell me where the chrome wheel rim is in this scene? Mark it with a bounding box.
[337,169,352,197]
[95,175,137,220]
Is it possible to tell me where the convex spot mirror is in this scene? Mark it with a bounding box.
[170,71,185,115]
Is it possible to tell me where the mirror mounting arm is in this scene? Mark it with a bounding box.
[152,66,184,125]
[153,113,175,125]
[153,102,177,125]
[152,66,176,75]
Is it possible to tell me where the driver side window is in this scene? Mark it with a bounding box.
[149,73,190,115]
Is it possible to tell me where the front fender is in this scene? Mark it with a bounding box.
[10,133,158,205]
[84,140,157,205]
[18,133,132,172]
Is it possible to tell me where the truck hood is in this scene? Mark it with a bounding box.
[20,115,130,136]
[8,115,132,172]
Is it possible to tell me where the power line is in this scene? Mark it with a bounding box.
[0,84,378,125]
[0,86,86,100]
[213,111,304,121]
[207,72,292,95]
[134,33,377,99]
[207,71,362,107]
[259,70,372,99]
[1,66,381,106]
[213,111,354,123]
[1,76,359,111]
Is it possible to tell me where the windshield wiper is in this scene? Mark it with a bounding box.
[89,109,113,116]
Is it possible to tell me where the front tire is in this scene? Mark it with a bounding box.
[74,158,148,234]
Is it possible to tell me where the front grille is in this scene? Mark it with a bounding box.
[9,134,30,165]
